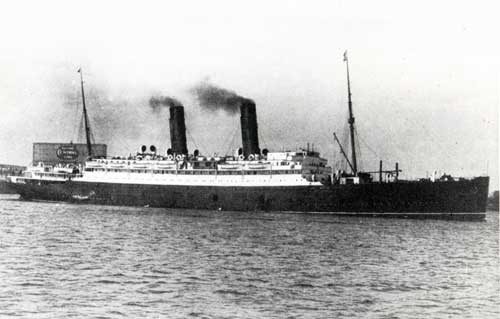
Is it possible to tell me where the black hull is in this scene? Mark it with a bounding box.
[0,179,17,194]
[9,177,489,220]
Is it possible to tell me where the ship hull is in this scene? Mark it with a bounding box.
[0,179,17,194]
[9,177,489,220]
[0,179,16,194]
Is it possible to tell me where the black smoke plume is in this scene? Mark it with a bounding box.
[190,81,253,114]
[149,96,183,111]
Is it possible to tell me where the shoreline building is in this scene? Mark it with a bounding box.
[33,142,107,166]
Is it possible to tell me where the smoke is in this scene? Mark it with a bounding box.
[190,81,253,114]
[149,96,183,111]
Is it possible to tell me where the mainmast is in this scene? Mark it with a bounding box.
[78,68,93,157]
[343,51,357,175]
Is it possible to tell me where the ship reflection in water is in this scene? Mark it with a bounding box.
[0,195,498,318]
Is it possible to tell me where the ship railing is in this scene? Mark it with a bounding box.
[407,176,479,183]
[84,166,304,176]
[32,172,83,180]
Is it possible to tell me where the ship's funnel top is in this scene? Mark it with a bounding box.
[169,105,188,155]
[149,96,188,155]
[189,81,260,158]
[240,99,260,158]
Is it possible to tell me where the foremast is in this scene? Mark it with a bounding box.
[343,51,357,175]
[78,68,93,157]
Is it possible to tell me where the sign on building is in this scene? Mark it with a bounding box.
[33,143,107,166]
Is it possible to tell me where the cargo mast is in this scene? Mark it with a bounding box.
[344,51,357,175]
[78,68,93,157]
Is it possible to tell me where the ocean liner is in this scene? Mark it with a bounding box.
[8,58,489,219]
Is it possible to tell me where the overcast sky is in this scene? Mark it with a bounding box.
[0,0,498,189]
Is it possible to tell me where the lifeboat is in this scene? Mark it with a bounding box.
[86,162,103,168]
[247,164,268,170]
[156,164,176,170]
[131,164,149,169]
[218,164,242,170]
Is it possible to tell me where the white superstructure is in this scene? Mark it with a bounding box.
[16,151,333,187]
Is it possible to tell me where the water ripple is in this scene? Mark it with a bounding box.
[0,194,498,318]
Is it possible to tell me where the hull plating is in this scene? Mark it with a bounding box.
[10,177,489,220]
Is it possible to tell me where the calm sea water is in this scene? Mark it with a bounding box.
[0,194,498,319]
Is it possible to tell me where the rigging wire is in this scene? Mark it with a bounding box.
[154,123,168,153]
[257,116,285,151]
[86,112,130,155]
[340,120,350,171]
[355,127,381,160]
[72,90,83,142]
[186,128,200,153]
[223,125,240,156]
[76,112,84,143]
[354,128,363,171]
[86,96,133,153]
